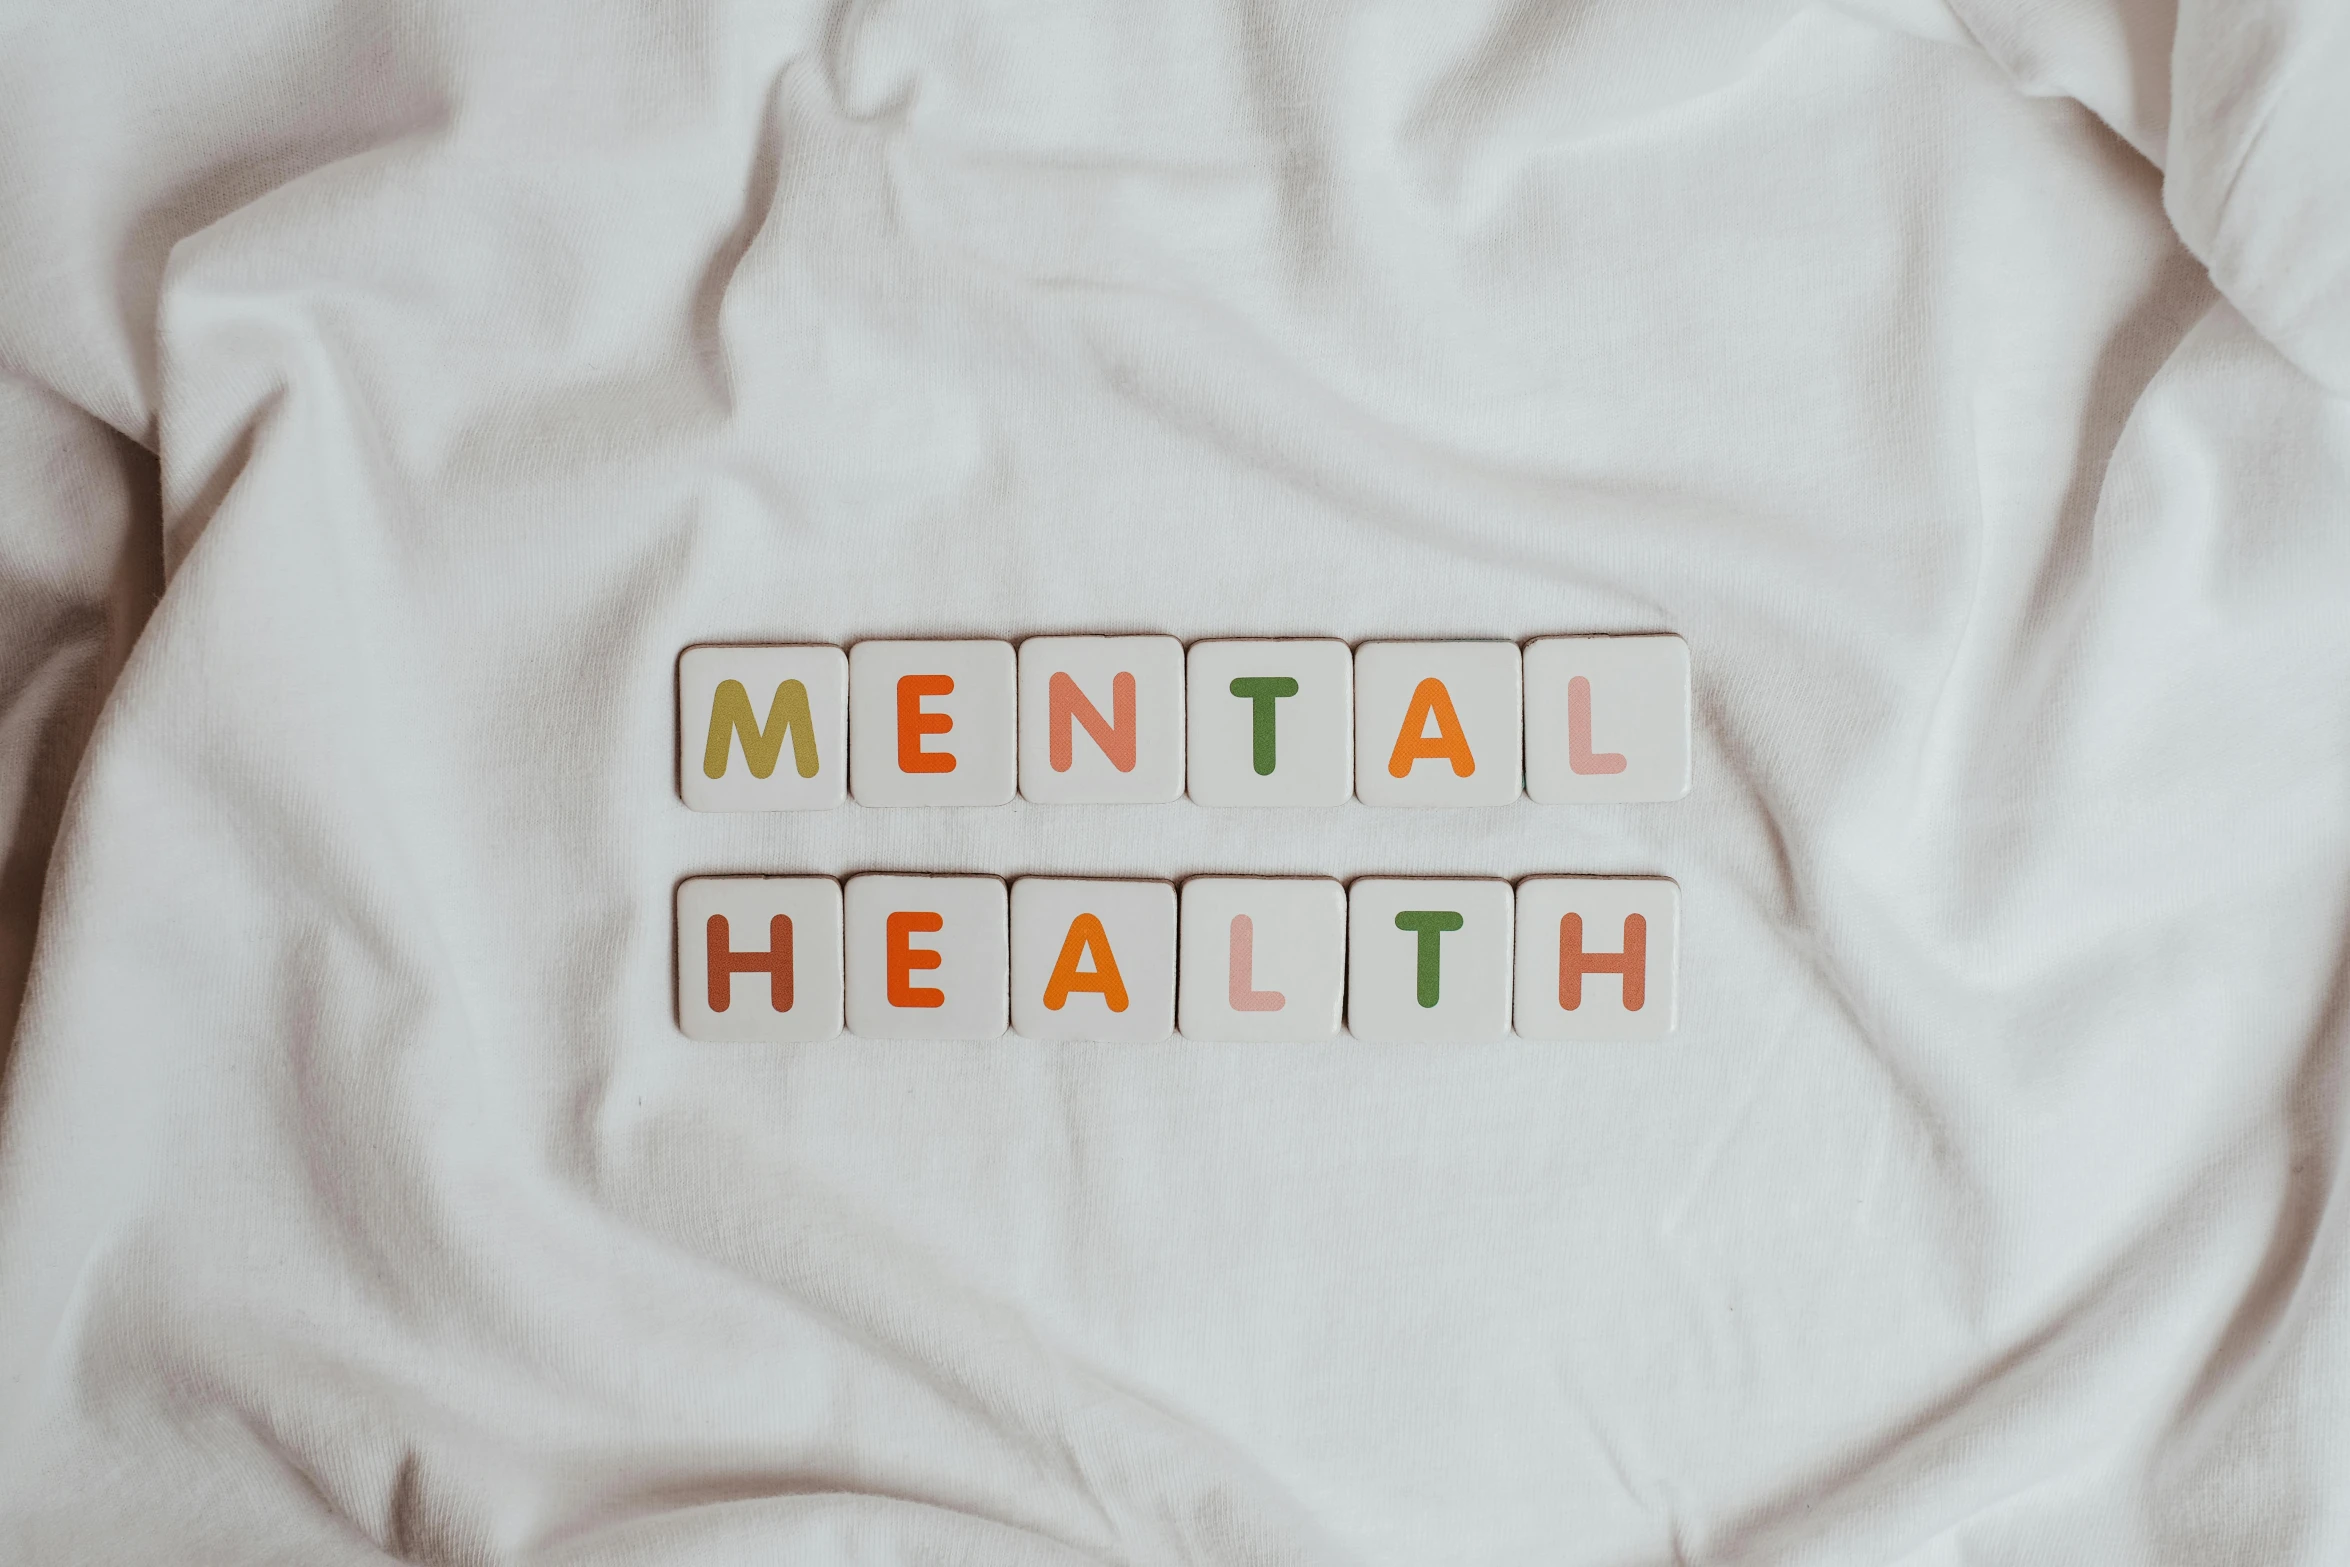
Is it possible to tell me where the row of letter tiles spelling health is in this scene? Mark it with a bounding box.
[677,635,1691,811]
[677,874,1679,1044]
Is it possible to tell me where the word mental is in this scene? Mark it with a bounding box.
[677,874,1679,1044]
[678,635,1690,810]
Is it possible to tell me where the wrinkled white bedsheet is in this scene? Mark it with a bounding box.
[2,0,2346,1561]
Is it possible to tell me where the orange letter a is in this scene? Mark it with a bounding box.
[1387,678,1476,778]
[1042,913,1129,1012]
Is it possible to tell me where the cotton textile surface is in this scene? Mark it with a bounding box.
[1,0,2347,1560]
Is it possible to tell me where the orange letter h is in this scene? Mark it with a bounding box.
[1559,913,1645,1011]
[708,914,793,1013]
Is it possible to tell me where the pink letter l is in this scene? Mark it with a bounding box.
[1568,676,1628,775]
[1228,915,1286,1012]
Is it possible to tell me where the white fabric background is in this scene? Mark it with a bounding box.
[2,0,2346,1560]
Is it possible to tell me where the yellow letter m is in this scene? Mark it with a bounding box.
[704,679,820,779]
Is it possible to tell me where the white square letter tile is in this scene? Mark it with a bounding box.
[676,876,843,1042]
[1346,878,1513,1043]
[1513,877,1680,1041]
[843,874,1008,1039]
[1017,636,1185,804]
[1523,635,1691,803]
[678,645,848,812]
[1185,639,1353,807]
[1177,877,1346,1042]
[1011,878,1176,1042]
[1353,642,1521,807]
[848,641,1017,807]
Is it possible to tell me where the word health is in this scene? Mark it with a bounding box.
[678,874,1678,1044]
[680,635,1690,810]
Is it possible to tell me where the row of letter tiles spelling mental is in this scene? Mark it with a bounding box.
[677,874,1679,1045]
[677,635,1692,811]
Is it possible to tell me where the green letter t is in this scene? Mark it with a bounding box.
[1228,677,1300,776]
[1393,910,1465,1008]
